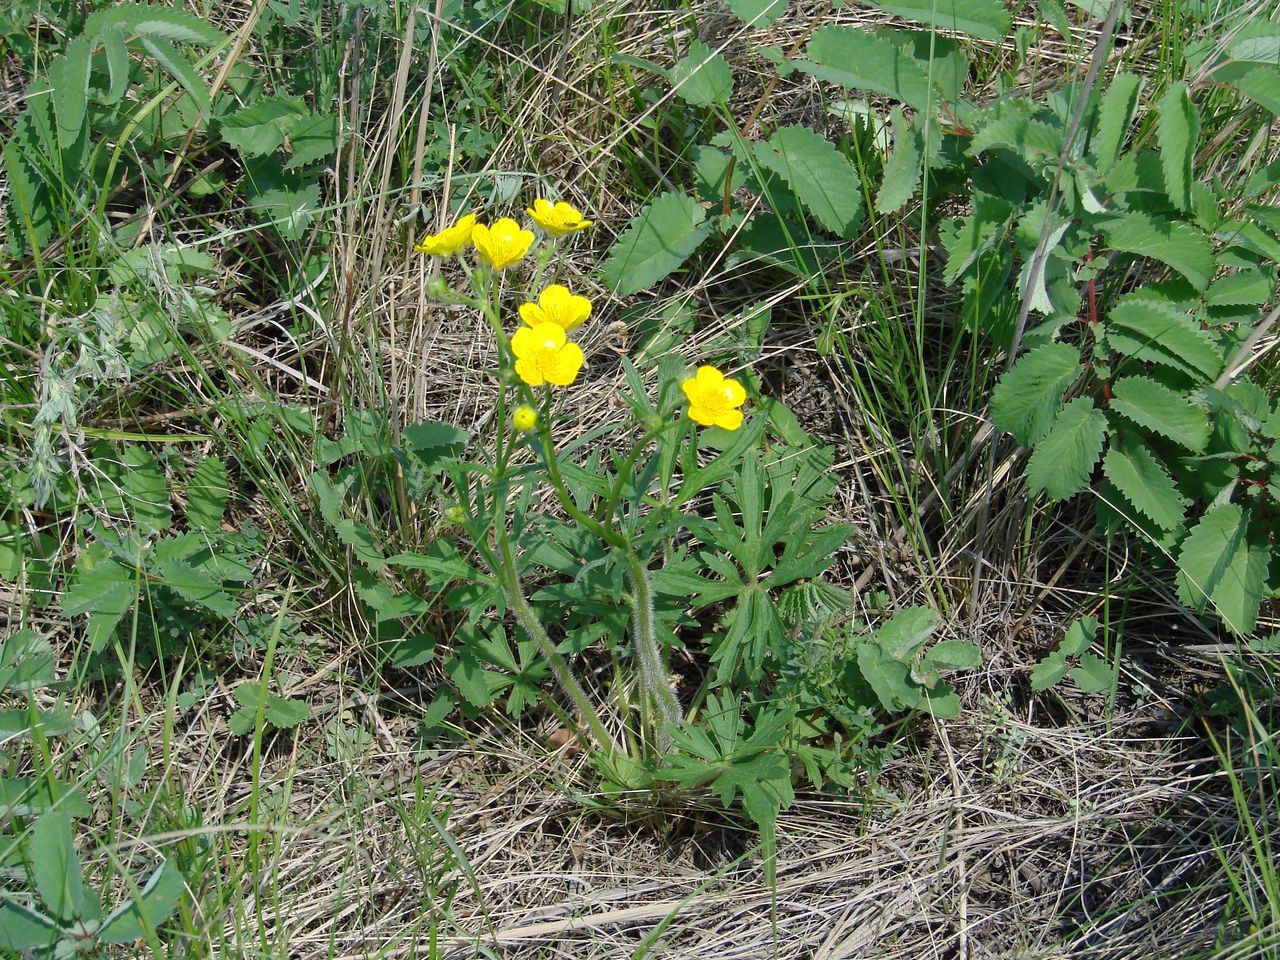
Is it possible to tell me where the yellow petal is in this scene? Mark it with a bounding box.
[510,325,538,360]
[687,404,717,426]
[518,302,544,327]
[514,357,544,386]
[722,378,746,406]
[713,409,744,430]
[545,342,584,386]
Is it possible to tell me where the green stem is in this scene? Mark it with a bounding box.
[624,553,682,753]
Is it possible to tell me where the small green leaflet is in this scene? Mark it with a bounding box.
[876,107,922,215]
[723,0,787,26]
[670,41,733,107]
[1071,652,1114,693]
[990,341,1081,446]
[1026,397,1108,501]
[1108,376,1210,451]
[1206,268,1275,306]
[1236,66,1280,117]
[187,457,229,531]
[220,96,309,156]
[228,685,310,736]
[1104,212,1213,290]
[1090,72,1142,173]
[1106,297,1222,382]
[53,36,91,148]
[1101,437,1187,532]
[751,125,863,237]
[871,0,1010,40]
[792,27,933,112]
[1176,503,1268,636]
[1157,82,1199,213]
[283,113,339,170]
[601,192,711,295]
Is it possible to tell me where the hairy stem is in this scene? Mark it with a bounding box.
[624,554,682,753]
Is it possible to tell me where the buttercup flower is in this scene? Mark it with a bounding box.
[511,322,584,387]
[518,284,592,333]
[513,405,538,431]
[414,213,476,256]
[472,218,534,269]
[527,198,593,236]
[682,364,746,430]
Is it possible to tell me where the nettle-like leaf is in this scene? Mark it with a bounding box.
[601,192,711,295]
[751,125,862,237]
[1109,376,1210,452]
[1104,212,1213,291]
[1027,397,1108,500]
[871,0,1010,40]
[792,27,933,112]
[1158,82,1199,212]
[1090,72,1142,173]
[1176,503,1268,636]
[1106,298,1223,382]
[671,41,733,107]
[1102,437,1187,533]
[990,342,1081,446]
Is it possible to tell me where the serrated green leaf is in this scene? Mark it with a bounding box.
[671,41,733,107]
[220,96,308,155]
[229,685,310,736]
[252,182,321,241]
[1106,297,1222,381]
[871,0,1009,40]
[54,36,91,148]
[86,6,227,46]
[793,27,933,112]
[1059,615,1097,657]
[1071,652,1114,693]
[1027,397,1108,500]
[1109,376,1210,451]
[601,192,710,295]
[1102,437,1187,532]
[31,811,92,924]
[333,519,385,571]
[1030,650,1070,691]
[1206,268,1275,306]
[62,555,136,618]
[1237,65,1280,117]
[102,26,130,104]
[1158,81,1198,212]
[752,125,862,236]
[139,36,209,111]
[875,107,921,215]
[122,446,172,533]
[991,342,1082,446]
[156,558,238,618]
[187,457,229,532]
[723,0,787,26]
[97,861,186,943]
[1176,503,1268,636]
[283,112,339,169]
[970,111,1063,158]
[1104,212,1213,290]
[1090,72,1141,173]
[0,894,60,951]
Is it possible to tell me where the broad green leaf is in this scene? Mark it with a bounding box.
[102,26,130,104]
[1026,397,1108,500]
[187,457,229,532]
[228,685,310,736]
[990,342,1081,446]
[1176,503,1267,636]
[1106,297,1222,381]
[1030,650,1069,691]
[31,811,92,923]
[53,36,91,148]
[752,125,862,236]
[875,606,938,660]
[0,895,59,951]
[220,96,308,155]
[1109,376,1210,451]
[283,112,339,170]
[1104,213,1213,290]
[333,519,385,571]
[1158,82,1198,212]
[1090,72,1141,173]
[1206,268,1275,306]
[155,558,238,619]
[871,0,1009,40]
[0,709,75,738]
[97,861,186,943]
[670,42,733,107]
[970,110,1063,158]
[601,192,710,295]
[86,5,227,46]
[1060,616,1098,656]
[875,107,921,215]
[139,36,209,111]
[857,642,918,713]
[1237,65,1280,117]
[1102,437,1187,532]
[252,182,321,241]
[723,0,787,26]
[62,555,136,618]
[0,778,91,818]
[1071,652,1114,693]
[122,446,172,533]
[921,639,982,671]
[793,27,933,112]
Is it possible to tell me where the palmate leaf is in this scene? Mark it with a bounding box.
[1090,72,1142,173]
[1176,503,1268,636]
[1102,437,1187,532]
[752,125,862,237]
[601,191,711,295]
[871,0,1010,40]
[1104,212,1213,290]
[1158,81,1199,212]
[1109,376,1210,451]
[990,341,1082,446]
[1026,397,1108,500]
[792,27,933,112]
[1106,298,1223,382]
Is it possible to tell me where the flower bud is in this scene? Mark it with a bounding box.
[512,406,538,431]
[443,505,466,524]
[425,276,451,299]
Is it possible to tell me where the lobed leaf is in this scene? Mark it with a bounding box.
[601,192,711,295]
[671,41,733,107]
[1026,397,1108,500]
[1109,376,1210,451]
[990,341,1081,446]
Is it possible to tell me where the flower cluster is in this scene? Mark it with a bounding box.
[415,198,747,429]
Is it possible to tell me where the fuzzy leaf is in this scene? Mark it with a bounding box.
[101,26,130,104]
[0,895,59,951]
[1109,376,1210,451]
[1027,397,1108,500]
[602,192,711,295]
[1158,81,1198,212]
[1176,503,1268,636]
[871,0,1009,40]
[187,457,229,532]
[671,42,733,106]
[86,6,227,46]
[1106,298,1222,381]
[155,558,238,619]
[139,36,209,111]
[793,27,933,112]
[53,36,91,148]
[30,811,92,924]
[875,107,922,214]
[1090,72,1141,173]
[1101,437,1187,532]
[990,342,1081,446]
[752,125,863,236]
[1104,212,1213,290]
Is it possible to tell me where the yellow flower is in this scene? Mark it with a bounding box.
[414,213,476,256]
[682,364,746,430]
[511,322,584,387]
[518,284,592,333]
[472,217,534,269]
[527,198,593,236]
[512,405,538,431]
